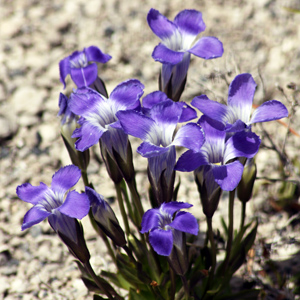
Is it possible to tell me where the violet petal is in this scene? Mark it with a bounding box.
[137,142,169,158]
[22,205,51,231]
[189,36,224,59]
[178,102,197,122]
[152,43,185,64]
[249,100,288,124]
[224,131,261,163]
[142,91,169,109]
[175,150,208,172]
[149,228,173,256]
[192,95,229,125]
[58,190,90,219]
[212,161,244,191]
[227,73,256,123]
[85,46,112,63]
[140,208,160,233]
[170,211,198,235]
[117,110,158,142]
[174,9,205,36]
[147,8,178,40]
[59,57,70,89]
[172,123,205,152]
[161,202,192,216]
[110,79,144,111]
[70,64,98,88]
[51,165,82,194]
[16,182,49,205]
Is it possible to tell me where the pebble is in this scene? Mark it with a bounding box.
[10,86,47,115]
[0,114,18,141]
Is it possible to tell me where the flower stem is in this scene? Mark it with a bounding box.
[115,182,130,236]
[120,180,133,214]
[84,260,123,300]
[82,171,117,264]
[81,169,89,186]
[170,267,176,300]
[222,189,235,272]
[127,179,144,227]
[88,210,116,265]
[239,201,246,232]
[180,275,189,300]
[206,217,216,283]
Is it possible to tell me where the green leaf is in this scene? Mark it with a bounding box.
[129,288,156,300]
[173,177,181,202]
[128,234,148,265]
[206,283,222,295]
[220,216,228,237]
[74,260,116,295]
[116,253,148,289]
[101,270,132,290]
[229,222,258,274]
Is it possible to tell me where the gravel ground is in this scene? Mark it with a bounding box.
[1,0,300,299]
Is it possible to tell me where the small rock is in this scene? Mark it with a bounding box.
[38,123,59,146]
[18,115,40,127]
[11,86,47,115]
[0,114,18,141]
[0,276,9,294]
[10,277,27,293]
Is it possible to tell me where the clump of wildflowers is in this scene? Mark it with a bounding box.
[15,7,291,300]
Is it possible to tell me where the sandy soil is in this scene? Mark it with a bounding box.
[1,0,300,299]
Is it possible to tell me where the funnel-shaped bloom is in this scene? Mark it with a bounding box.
[191,73,288,132]
[175,115,261,192]
[148,9,223,101]
[70,79,144,162]
[59,46,111,89]
[16,165,90,233]
[141,202,198,256]
[117,94,204,203]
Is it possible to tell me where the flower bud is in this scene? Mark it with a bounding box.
[237,158,257,203]
[49,213,90,264]
[85,187,126,247]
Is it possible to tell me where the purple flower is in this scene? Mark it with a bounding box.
[148,9,223,101]
[59,46,111,89]
[117,92,204,203]
[16,165,90,234]
[141,202,198,256]
[69,79,144,162]
[175,115,261,192]
[191,73,288,132]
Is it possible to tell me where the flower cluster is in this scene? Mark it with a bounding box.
[15,7,289,300]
